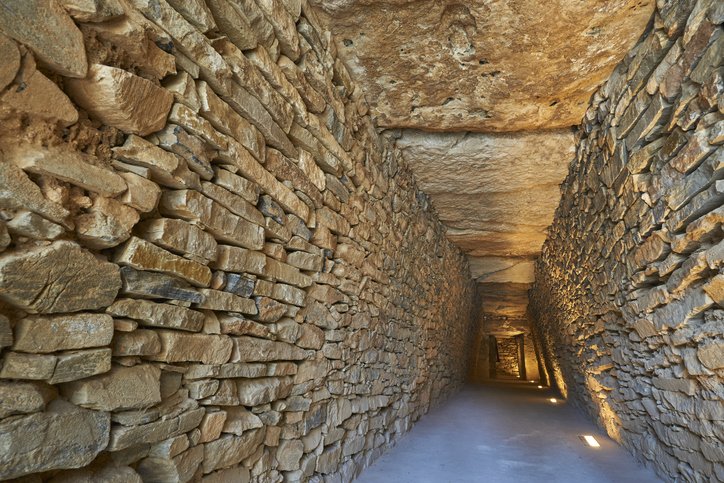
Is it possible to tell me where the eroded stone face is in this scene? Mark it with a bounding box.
[311,0,654,132]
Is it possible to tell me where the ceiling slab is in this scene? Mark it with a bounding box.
[395,129,575,260]
[311,0,654,132]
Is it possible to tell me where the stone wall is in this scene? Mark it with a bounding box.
[529,1,723,481]
[0,1,477,481]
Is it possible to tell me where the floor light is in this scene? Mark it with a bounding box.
[537,385,544,389]
[549,398,558,403]
[580,435,600,448]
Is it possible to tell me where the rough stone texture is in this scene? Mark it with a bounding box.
[0,1,477,480]
[311,0,654,132]
[530,2,724,481]
[0,241,121,314]
[13,314,114,353]
[0,400,110,480]
[66,64,173,136]
[0,0,87,78]
[61,365,162,411]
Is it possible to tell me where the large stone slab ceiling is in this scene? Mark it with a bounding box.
[311,0,655,320]
[310,0,655,131]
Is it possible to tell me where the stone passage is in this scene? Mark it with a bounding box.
[0,0,722,482]
[0,1,476,480]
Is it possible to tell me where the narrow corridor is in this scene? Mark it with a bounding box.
[356,383,661,483]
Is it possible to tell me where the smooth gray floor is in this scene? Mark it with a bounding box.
[356,382,662,483]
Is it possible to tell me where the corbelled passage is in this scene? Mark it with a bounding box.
[530,1,724,481]
[0,1,476,481]
[1,0,723,482]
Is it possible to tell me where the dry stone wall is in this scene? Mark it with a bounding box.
[530,1,723,481]
[0,1,476,481]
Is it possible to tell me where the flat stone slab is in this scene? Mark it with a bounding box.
[0,241,121,314]
[0,399,110,480]
[0,0,87,78]
[312,0,654,132]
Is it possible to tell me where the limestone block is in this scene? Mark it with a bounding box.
[202,429,265,474]
[0,162,72,228]
[0,241,121,313]
[272,283,306,306]
[297,324,325,349]
[165,0,216,33]
[0,381,55,418]
[6,210,64,240]
[218,314,270,337]
[76,197,139,249]
[107,298,205,332]
[294,359,329,384]
[277,439,304,471]
[298,149,326,191]
[287,250,324,271]
[112,329,162,357]
[0,55,78,126]
[136,218,218,265]
[8,145,127,197]
[0,221,10,252]
[237,376,294,406]
[13,314,114,353]
[48,348,112,384]
[0,0,87,77]
[265,258,312,287]
[213,245,268,275]
[222,406,263,435]
[206,0,258,50]
[61,365,162,411]
[66,64,173,135]
[230,336,306,362]
[254,296,287,323]
[0,400,110,480]
[316,443,341,474]
[215,169,261,206]
[196,288,257,315]
[118,171,161,213]
[0,351,56,380]
[114,236,212,287]
[198,410,227,443]
[698,341,724,370]
[150,330,233,364]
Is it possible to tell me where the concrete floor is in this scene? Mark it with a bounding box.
[355,382,661,483]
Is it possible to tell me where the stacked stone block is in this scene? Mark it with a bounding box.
[0,1,477,480]
[530,1,723,481]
